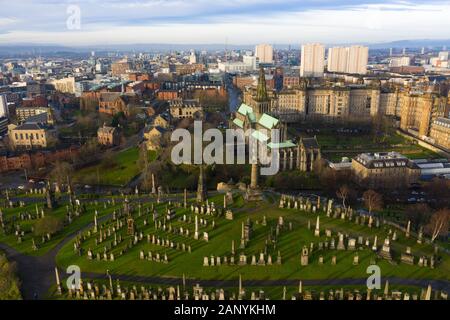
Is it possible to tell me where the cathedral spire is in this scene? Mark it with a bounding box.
[255,66,268,102]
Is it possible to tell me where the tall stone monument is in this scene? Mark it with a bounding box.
[197,165,207,203]
[45,181,56,209]
[245,163,263,201]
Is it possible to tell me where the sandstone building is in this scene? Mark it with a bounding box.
[352,152,420,189]
[97,125,121,146]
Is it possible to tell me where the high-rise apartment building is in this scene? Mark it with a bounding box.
[347,45,369,74]
[243,55,259,71]
[327,45,368,75]
[255,44,274,64]
[300,43,325,77]
[327,47,348,73]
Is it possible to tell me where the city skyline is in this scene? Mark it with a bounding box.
[1,0,450,46]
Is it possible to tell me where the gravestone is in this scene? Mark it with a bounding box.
[347,238,356,250]
[337,234,345,250]
[353,253,359,265]
[300,246,309,266]
[401,247,414,265]
[225,210,234,220]
[379,238,392,261]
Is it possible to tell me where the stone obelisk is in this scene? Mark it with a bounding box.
[55,267,62,295]
[151,174,156,194]
[196,165,207,203]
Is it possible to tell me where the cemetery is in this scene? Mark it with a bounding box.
[0,179,449,300]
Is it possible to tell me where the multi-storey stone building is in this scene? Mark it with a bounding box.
[429,117,450,150]
[98,92,138,116]
[242,75,450,134]
[352,152,421,189]
[97,125,121,146]
[8,122,56,150]
[243,79,381,122]
[399,90,448,137]
[16,106,54,124]
[169,99,203,120]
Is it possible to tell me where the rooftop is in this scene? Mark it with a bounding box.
[13,122,49,131]
[98,126,117,134]
[354,152,418,169]
[258,113,279,130]
[433,117,450,128]
[169,99,201,108]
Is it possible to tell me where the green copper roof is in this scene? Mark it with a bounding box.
[233,118,244,128]
[268,140,297,149]
[258,113,279,129]
[237,103,253,116]
[251,130,269,142]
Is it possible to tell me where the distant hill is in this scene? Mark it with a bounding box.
[367,39,450,49]
[1,39,450,55]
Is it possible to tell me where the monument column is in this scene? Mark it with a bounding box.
[197,165,207,203]
[250,163,258,189]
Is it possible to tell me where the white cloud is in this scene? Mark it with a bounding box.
[0,18,19,27]
[0,1,449,45]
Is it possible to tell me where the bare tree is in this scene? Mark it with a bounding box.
[49,161,74,188]
[363,190,383,215]
[425,209,450,242]
[336,185,355,210]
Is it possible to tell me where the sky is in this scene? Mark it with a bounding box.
[0,0,450,46]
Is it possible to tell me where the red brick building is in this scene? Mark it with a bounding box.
[0,146,79,173]
[98,93,137,116]
[156,90,180,101]
[128,73,152,82]
[233,76,255,90]
[283,75,300,88]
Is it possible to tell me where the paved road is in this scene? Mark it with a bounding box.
[0,210,112,299]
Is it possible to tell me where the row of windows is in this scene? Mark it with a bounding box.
[15,132,44,140]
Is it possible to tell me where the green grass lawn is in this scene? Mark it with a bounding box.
[316,132,440,162]
[55,194,450,283]
[1,192,448,300]
[0,201,123,256]
[73,148,157,187]
[0,253,22,299]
